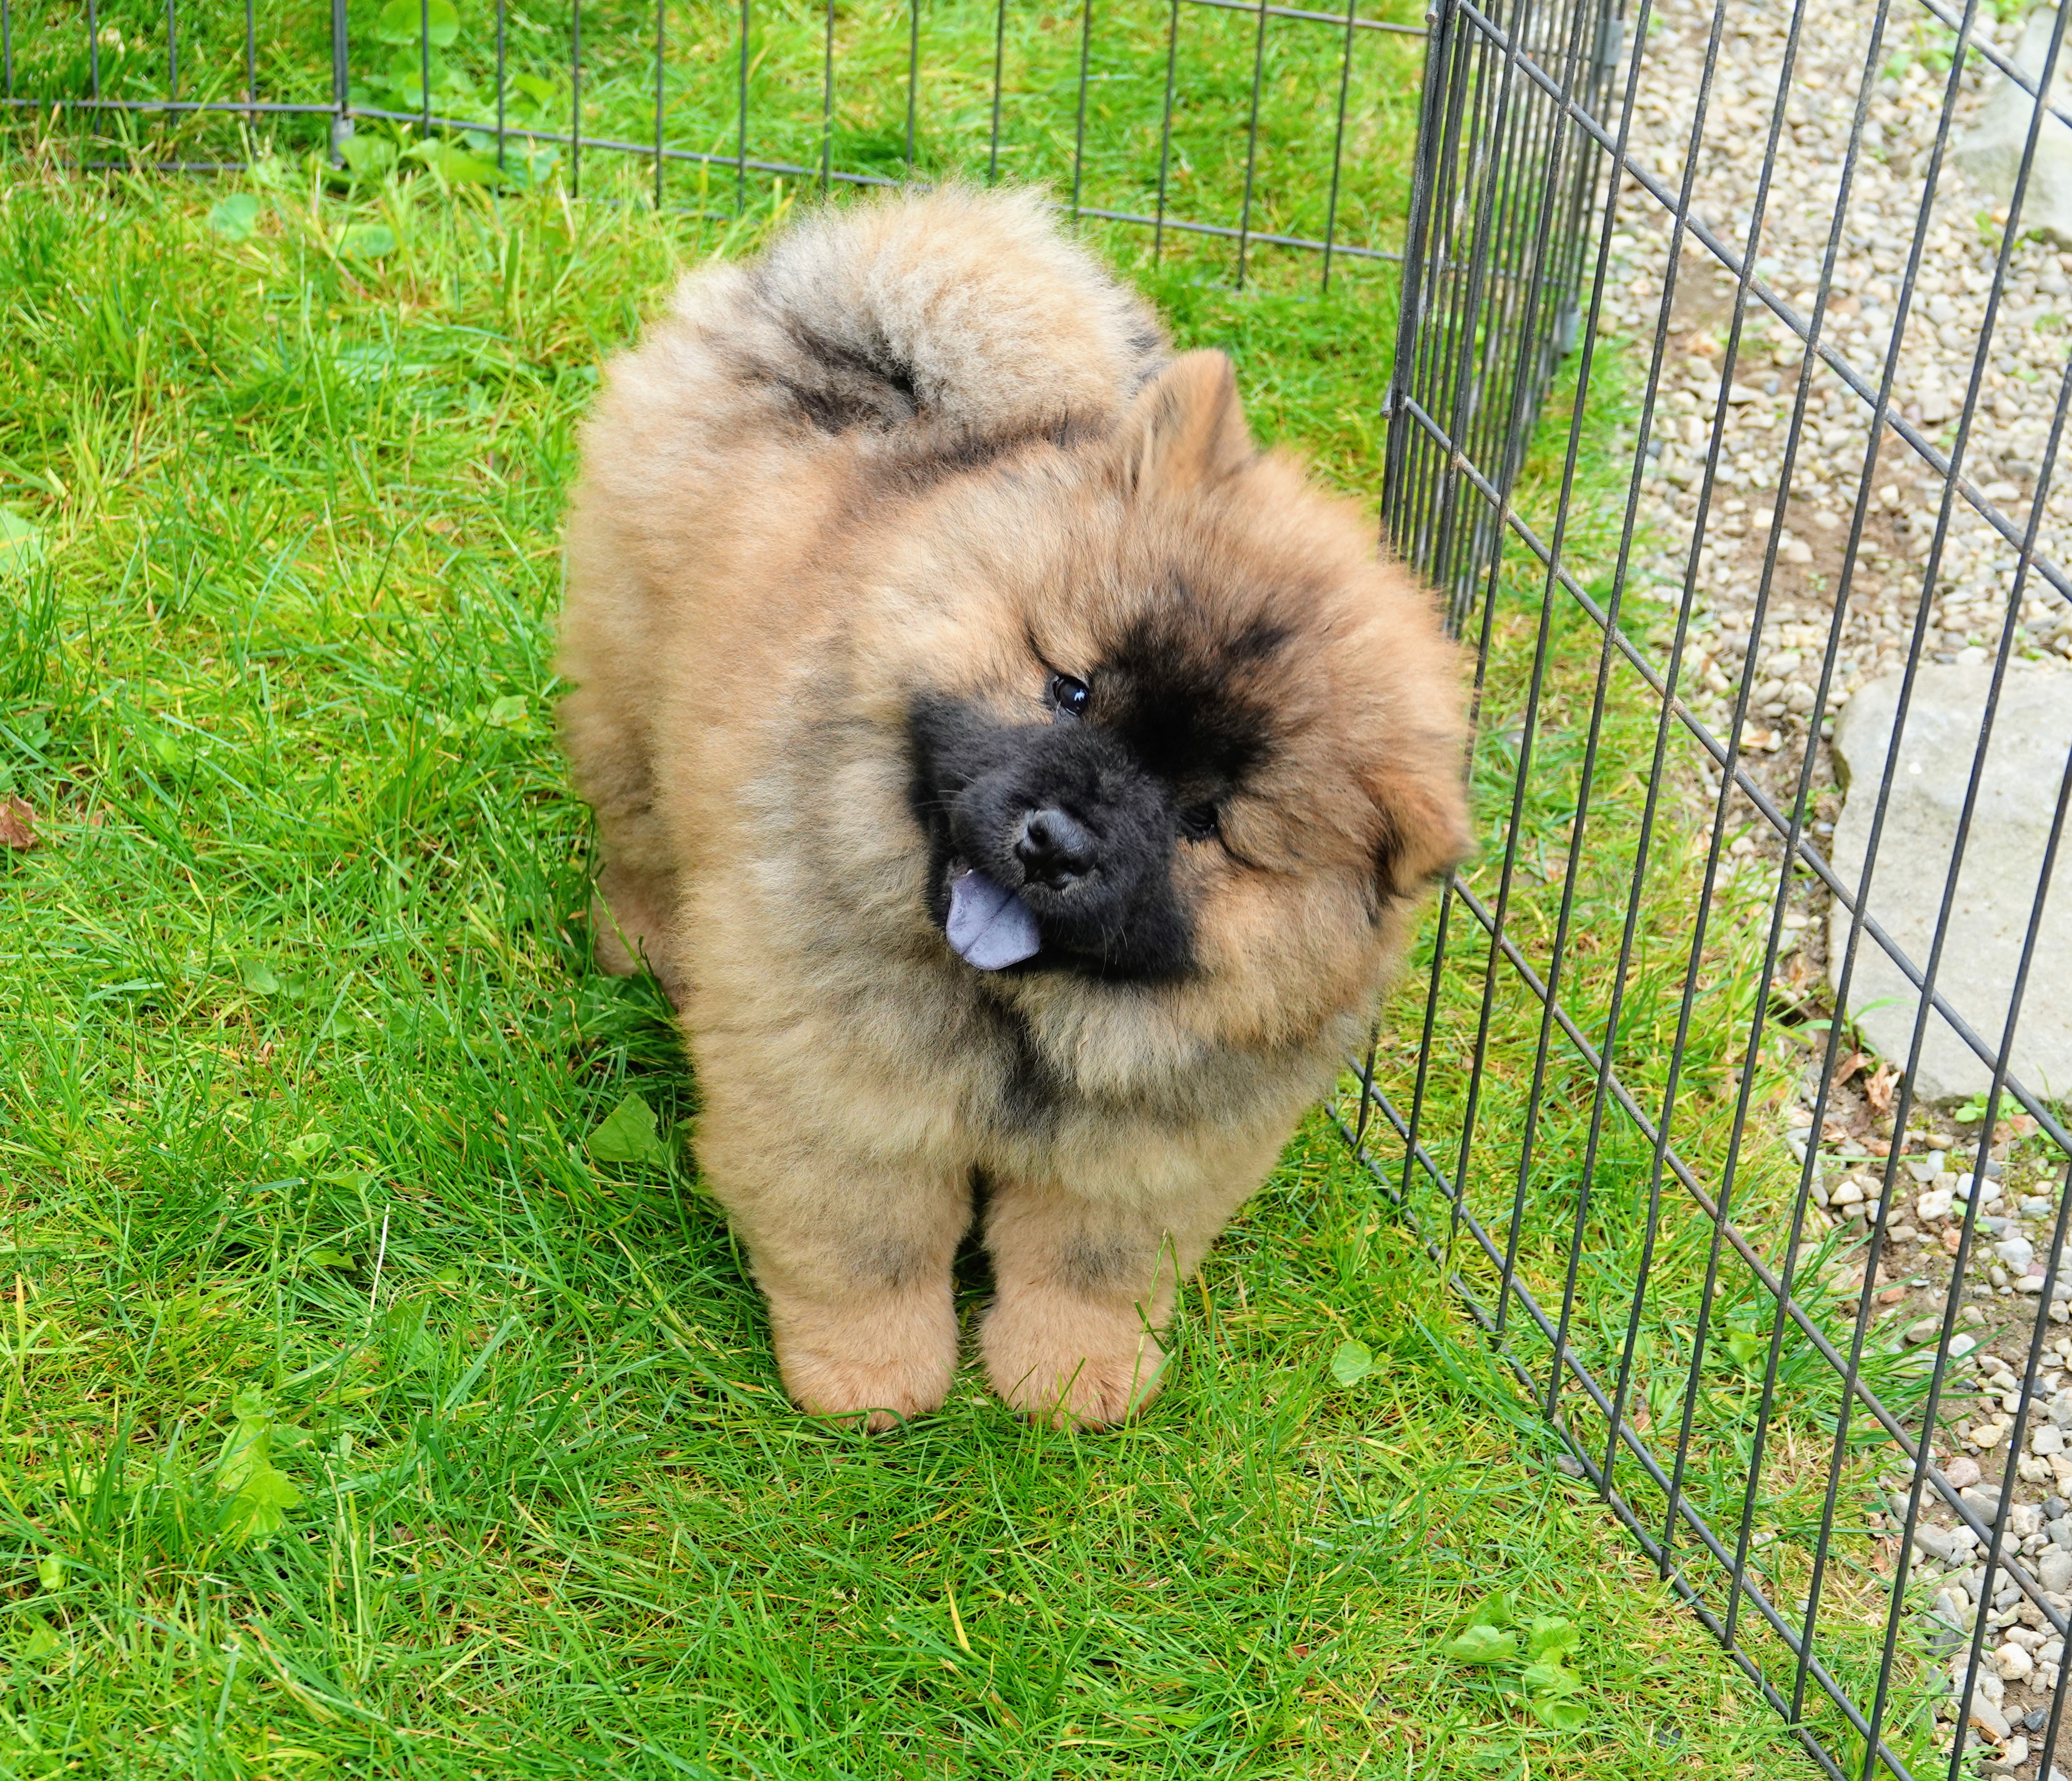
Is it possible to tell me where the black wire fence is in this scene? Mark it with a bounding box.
[11,0,2072,1775]
[1373,0,2072,1776]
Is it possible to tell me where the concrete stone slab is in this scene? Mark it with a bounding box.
[1826,663,2072,1106]
[1956,10,2072,250]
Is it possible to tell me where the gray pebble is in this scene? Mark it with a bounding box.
[1914,1524,1973,1564]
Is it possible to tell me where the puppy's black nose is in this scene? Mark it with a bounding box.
[1014,808,1095,887]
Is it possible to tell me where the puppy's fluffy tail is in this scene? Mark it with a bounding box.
[677,186,1167,449]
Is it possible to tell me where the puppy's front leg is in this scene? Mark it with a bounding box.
[705,1139,972,1431]
[979,1173,1254,1429]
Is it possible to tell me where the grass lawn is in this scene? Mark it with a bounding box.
[0,2,1894,1767]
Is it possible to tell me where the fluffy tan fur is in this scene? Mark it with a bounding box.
[558,188,1469,1429]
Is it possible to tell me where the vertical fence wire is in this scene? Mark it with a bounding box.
[904,0,920,175]
[1233,0,1270,286]
[329,0,347,158]
[736,0,749,212]
[494,0,507,172]
[1319,0,1358,291]
[1069,0,1093,218]
[1153,0,1180,257]
[987,0,1007,184]
[820,0,834,194]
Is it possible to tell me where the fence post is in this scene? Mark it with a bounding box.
[328,0,352,165]
[1380,0,1454,580]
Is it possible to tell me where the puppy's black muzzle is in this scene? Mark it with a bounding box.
[907,695,1194,981]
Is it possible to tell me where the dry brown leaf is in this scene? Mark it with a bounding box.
[1865,1063,1898,1115]
[0,797,36,849]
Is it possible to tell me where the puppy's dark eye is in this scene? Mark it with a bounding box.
[1048,673,1091,720]
[1178,803,1220,842]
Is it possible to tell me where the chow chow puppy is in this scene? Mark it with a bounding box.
[558,188,1469,1429]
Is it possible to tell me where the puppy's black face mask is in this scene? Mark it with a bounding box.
[906,693,1194,981]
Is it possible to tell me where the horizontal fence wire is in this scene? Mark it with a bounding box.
[1381,0,2072,1772]
[0,0,1423,281]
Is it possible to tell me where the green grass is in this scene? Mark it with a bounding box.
[0,0,1964,1753]
[0,146,1847,1775]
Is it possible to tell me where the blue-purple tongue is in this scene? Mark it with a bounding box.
[946,869,1041,970]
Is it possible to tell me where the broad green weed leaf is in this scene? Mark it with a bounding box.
[588,1092,670,1168]
[1329,1339,1374,1387]
[216,1391,274,1493]
[239,957,282,995]
[1441,1625,1518,1665]
[1723,1329,1766,1369]
[1462,1591,1514,1631]
[305,1248,353,1269]
[375,0,460,46]
[1521,1658,1584,1696]
[206,193,261,240]
[1526,1617,1580,1661]
[0,507,42,577]
[21,1620,62,1661]
[1530,1696,1590,1732]
[284,1132,332,1163]
[222,1464,301,1543]
[215,1390,302,1542]
[35,1554,62,1591]
[416,140,504,185]
[337,222,398,260]
[339,133,397,179]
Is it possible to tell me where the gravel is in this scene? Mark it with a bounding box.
[1600,0,2072,779]
[1600,7,2072,1772]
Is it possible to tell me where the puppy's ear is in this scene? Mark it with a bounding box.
[1112,351,1254,497]
[1371,769,1474,905]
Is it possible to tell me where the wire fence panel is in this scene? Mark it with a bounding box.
[1376,0,2072,1774]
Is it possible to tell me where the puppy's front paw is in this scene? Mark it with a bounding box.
[981,1292,1168,1429]
[768,1292,958,1432]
